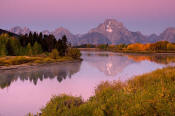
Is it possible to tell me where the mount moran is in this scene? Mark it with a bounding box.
[4,19,175,46]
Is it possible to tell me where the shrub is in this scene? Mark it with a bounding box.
[67,48,81,59]
[127,43,145,51]
[49,49,59,59]
[41,95,83,116]
[38,67,175,116]
[42,57,54,63]
[167,43,175,51]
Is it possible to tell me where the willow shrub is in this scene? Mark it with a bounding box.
[49,49,59,59]
[38,67,175,116]
[67,48,81,59]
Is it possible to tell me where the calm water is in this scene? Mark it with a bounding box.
[0,51,175,116]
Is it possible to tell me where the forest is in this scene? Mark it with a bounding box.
[0,33,81,66]
[0,32,70,56]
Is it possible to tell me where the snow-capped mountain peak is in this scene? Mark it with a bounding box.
[106,21,113,33]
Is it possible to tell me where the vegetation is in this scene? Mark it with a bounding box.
[105,41,175,53]
[49,49,59,59]
[29,66,175,116]
[0,56,75,66]
[0,32,68,56]
[75,44,96,48]
[67,48,81,59]
[75,41,175,53]
[0,33,81,66]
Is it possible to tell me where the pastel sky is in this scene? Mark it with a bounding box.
[0,0,175,35]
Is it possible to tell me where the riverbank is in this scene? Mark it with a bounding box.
[109,49,175,54]
[79,48,175,54]
[0,56,82,70]
[32,66,175,116]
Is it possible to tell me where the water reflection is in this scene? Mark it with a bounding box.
[0,61,82,89]
[126,54,175,64]
[83,52,134,76]
[1,51,175,116]
[82,51,175,77]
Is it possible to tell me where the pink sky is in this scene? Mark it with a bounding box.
[0,0,175,34]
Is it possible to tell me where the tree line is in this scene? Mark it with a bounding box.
[0,32,69,56]
[125,41,175,51]
[79,41,175,52]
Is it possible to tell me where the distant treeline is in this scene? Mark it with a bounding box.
[75,41,175,52]
[74,44,96,48]
[0,32,69,56]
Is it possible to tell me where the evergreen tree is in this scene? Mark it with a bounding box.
[26,43,33,56]
[0,44,7,56]
[18,47,25,56]
[6,39,14,56]
[33,42,42,55]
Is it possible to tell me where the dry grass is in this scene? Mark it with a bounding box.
[0,56,74,66]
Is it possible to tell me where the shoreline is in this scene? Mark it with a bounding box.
[0,59,83,71]
[78,48,175,54]
[36,66,175,116]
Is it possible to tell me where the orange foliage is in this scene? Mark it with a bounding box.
[127,43,145,51]
[127,55,151,62]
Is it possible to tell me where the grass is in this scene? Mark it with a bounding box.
[30,66,175,116]
[0,56,75,66]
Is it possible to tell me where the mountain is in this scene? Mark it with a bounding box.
[158,27,175,42]
[10,26,31,35]
[0,29,19,37]
[42,30,51,35]
[51,27,78,46]
[146,34,158,43]
[80,19,175,45]
[9,26,78,45]
[77,32,111,45]
[42,27,79,46]
[88,19,147,44]
[7,19,175,45]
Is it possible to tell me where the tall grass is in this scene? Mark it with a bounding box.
[0,56,75,66]
[36,67,175,116]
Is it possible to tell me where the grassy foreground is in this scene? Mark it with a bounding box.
[29,67,175,116]
[0,56,76,67]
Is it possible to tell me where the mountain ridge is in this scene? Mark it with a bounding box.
[5,19,175,45]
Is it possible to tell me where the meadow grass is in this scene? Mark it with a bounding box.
[33,67,175,116]
[0,56,75,66]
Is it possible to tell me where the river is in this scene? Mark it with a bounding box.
[0,51,175,116]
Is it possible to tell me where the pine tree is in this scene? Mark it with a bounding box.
[6,39,14,56]
[26,43,33,56]
[33,42,42,55]
[0,44,7,56]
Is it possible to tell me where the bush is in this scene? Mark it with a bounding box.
[41,95,83,116]
[49,49,59,59]
[167,43,175,51]
[67,48,81,59]
[38,67,175,116]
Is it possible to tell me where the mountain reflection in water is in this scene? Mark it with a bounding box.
[1,52,175,89]
[1,51,175,116]
[0,61,82,89]
[82,52,175,77]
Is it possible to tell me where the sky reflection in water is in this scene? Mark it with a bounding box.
[0,51,175,116]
